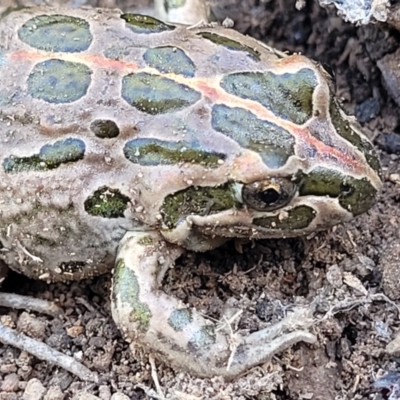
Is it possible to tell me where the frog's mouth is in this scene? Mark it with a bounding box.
[160,194,353,251]
[159,172,380,250]
[159,178,296,230]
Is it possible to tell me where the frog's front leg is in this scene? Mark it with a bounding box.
[112,231,317,378]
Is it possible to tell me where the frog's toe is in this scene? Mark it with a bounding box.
[112,231,317,378]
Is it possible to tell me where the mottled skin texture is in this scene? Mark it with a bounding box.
[0,7,268,280]
[0,5,382,377]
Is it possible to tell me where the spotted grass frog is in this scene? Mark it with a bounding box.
[0,3,382,378]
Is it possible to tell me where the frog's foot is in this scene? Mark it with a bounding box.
[112,231,317,378]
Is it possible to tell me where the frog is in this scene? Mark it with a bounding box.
[0,0,382,379]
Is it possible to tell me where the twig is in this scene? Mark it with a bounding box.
[0,322,98,383]
[149,354,165,399]
[0,293,61,317]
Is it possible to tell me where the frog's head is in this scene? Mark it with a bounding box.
[160,159,381,252]
[159,57,382,251]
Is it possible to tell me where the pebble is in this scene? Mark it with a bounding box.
[1,373,19,393]
[377,49,400,107]
[17,313,46,340]
[22,379,46,400]
[386,331,400,356]
[72,393,100,400]
[381,241,400,300]
[111,394,130,400]
[44,386,64,400]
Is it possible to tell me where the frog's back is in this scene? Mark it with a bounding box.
[0,7,286,281]
[0,7,381,282]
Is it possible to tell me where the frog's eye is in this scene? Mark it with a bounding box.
[241,178,296,212]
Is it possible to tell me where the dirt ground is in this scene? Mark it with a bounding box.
[0,0,400,399]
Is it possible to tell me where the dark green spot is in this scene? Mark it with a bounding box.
[3,138,85,173]
[121,13,175,34]
[329,99,382,177]
[113,260,151,332]
[221,69,317,125]
[28,59,92,104]
[168,309,193,331]
[254,205,316,230]
[143,46,196,77]
[137,235,157,246]
[124,138,225,167]
[84,187,130,218]
[296,167,378,216]
[122,72,201,114]
[197,32,261,61]
[188,325,216,350]
[211,104,295,169]
[161,183,239,229]
[90,119,120,139]
[18,14,92,52]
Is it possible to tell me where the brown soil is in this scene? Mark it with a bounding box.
[1,0,400,399]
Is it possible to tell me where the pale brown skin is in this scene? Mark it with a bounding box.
[0,7,285,281]
[0,5,382,377]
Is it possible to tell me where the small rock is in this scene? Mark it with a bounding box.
[72,393,100,400]
[18,364,33,382]
[389,173,400,183]
[22,379,46,400]
[0,315,15,328]
[376,319,391,339]
[355,97,380,123]
[376,132,400,155]
[66,325,84,338]
[326,264,343,288]
[340,337,352,358]
[377,48,400,107]
[89,337,107,348]
[1,373,19,392]
[388,3,400,31]
[0,364,17,374]
[73,350,83,361]
[16,351,32,369]
[98,385,111,400]
[46,332,72,350]
[0,393,19,400]
[48,372,74,391]
[357,254,375,273]
[386,331,400,356]
[343,273,368,295]
[92,343,114,372]
[111,394,130,400]
[255,299,285,322]
[320,0,389,24]
[381,241,400,300]
[17,312,46,340]
[44,386,65,400]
